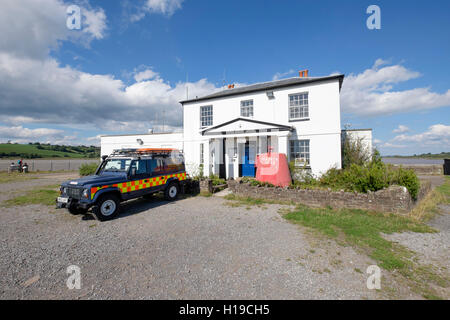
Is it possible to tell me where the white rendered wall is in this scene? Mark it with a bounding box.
[183,78,342,176]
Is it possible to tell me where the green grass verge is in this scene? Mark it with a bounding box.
[436,176,450,203]
[283,205,448,299]
[223,190,449,299]
[2,185,60,207]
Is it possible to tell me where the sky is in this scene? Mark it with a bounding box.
[0,0,449,156]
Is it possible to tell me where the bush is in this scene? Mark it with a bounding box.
[391,167,420,200]
[341,136,371,169]
[79,163,99,176]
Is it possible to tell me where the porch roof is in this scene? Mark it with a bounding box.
[201,118,294,136]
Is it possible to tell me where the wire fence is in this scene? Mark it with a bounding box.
[0,159,100,172]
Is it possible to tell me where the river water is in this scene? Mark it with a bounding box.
[382,158,444,165]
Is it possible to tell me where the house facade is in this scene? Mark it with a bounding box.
[101,73,345,179]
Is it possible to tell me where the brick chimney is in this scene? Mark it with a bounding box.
[299,69,309,78]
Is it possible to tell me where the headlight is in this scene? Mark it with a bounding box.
[82,189,89,198]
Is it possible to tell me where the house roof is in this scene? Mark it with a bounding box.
[180,74,344,105]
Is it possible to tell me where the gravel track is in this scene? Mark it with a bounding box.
[0,172,432,300]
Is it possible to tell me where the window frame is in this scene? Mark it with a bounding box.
[240,99,254,118]
[289,139,310,167]
[200,105,213,128]
[288,92,309,121]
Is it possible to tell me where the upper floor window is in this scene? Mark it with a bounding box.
[289,92,309,120]
[200,105,213,127]
[240,100,254,117]
[290,139,310,166]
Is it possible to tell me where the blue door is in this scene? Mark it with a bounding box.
[241,143,255,177]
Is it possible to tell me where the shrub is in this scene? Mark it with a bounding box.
[79,163,99,176]
[341,136,371,169]
[391,166,420,200]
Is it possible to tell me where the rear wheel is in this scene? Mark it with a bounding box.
[92,194,120,221]
[164,182,179,201]
[68,205,87,215]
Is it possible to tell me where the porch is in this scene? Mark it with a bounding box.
[200,118,293,179]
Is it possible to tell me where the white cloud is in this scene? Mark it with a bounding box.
[382,142,407,148]
[373,138,382,144]
[0,0,219,142]
[0,125,73,145]
[134,68,159,82]
[341,60,450,116]
[393,125,409,133]
[392,124,450,146]
[272,69,295,81]
[0,0,107,59]
[0,52,218,130]
[131,0,184,21]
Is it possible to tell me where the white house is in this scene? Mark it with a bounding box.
[101,72,346,179]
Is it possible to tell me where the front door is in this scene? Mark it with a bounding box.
[241,142,255,177]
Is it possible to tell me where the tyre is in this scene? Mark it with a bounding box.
[164,182,179,201]
[68,205,87,215]
[92,194,120,221]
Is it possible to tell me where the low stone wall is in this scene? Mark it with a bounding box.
[228,180,431,214]
[391,164,443,175]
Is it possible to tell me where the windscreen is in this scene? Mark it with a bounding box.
[100,159,131,173]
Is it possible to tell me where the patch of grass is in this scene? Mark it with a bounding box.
[284,206,434,270]
[409,177,450,221]
[2,184,60,207]
[282,204,449,298]
[0,172,39,184]
[199,191,212,197]
[436,176,450,203]
[224,193,293,206]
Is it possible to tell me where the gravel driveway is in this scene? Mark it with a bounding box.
[0,172,401,300]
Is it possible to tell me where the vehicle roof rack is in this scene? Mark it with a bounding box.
[110,148,182,158]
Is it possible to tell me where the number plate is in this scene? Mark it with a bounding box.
[57,197,69,204]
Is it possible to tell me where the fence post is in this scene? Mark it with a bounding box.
[50,160,53,172]
[68,160,70,171]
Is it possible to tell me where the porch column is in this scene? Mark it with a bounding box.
[277,133,290,157]
[204,139,210,176]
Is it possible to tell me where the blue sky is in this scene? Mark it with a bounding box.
[0,0,449,155]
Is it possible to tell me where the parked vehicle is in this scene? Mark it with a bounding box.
[56,148,186,221]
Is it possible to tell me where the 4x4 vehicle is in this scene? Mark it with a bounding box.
[57,148,186,221]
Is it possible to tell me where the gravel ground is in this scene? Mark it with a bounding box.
[0,172,407,300]
[0,172,79,203]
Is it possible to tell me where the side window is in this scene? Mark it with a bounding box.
[146,159,158,175]
[130,160,147,177]
[149,158,165,176]
[164,158,183,173]
[135,160,147,175]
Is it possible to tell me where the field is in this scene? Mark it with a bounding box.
[0,143,99,159]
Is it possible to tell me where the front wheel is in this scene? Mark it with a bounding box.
[92,194,120,221]
[164,182,179,201]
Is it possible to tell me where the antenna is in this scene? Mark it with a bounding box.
[222,68,226,89]
[186,72,189,99]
